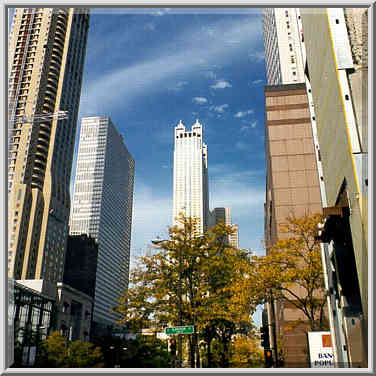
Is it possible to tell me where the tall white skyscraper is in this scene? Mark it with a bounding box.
[69,116,134,328]
[173,119,209,234]
[262,8,305,85]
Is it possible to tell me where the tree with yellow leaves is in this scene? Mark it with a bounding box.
[113,214,258,368]
[252,213,328,331]
[36,331,104,368]
[230,334,264,368]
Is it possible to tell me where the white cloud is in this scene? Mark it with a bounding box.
[234,109,254,118]
[192,97,208,104]
[209,164,265,217]
[144,22,156,31]
[168,81,188,92]
[131,181,171,262]
[210,80,232,89]
[252,79,263,85]
[239,120,257,133]
[248,50,265,62]
[208,166,266,251]
[204,71,216,80]
[240,125,251,133]
[80,17,261,115]
[201,25,216,37]
[235,141,249,151]
[150,8,171,16]
[210,104,229,113]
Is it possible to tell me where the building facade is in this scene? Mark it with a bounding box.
[8,8,90,283]
[55,282,93,343]
[209,207,239,248]
[262,8,327,367]
[14,279,93,348]
[63,234,98,299]
[12,281,56,366]
[264,83,323,367]
[173,119,209,233]
[262,8,305,85]
[300,8,368,367]
[69,116,135,329]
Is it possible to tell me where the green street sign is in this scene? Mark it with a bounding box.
[165,325,194,335]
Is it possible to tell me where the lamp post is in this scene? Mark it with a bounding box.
[109,345,127,368]
[177,242,183,368]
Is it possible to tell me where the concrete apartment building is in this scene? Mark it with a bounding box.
[173,119,209,234]
[300,8,369,367]
[8,7,89,283]
[209,207,239,248]
[262,8,325,367]
[69,116,135,334]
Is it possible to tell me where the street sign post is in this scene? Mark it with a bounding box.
[166,325,194,335]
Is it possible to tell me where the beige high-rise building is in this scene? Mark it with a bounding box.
[8,8,90,283]
[173,120,209,233]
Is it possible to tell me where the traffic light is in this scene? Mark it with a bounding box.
[264,349,273,368]
[170,337,176,356]
[260,325,270,349]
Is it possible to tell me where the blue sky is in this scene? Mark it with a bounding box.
[77,8,267,258]
[9,7,267,325]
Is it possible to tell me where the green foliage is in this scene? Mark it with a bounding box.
[36,331,104,368]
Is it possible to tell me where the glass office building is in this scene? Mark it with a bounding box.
[69,116,135,328]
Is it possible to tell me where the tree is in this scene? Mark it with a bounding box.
[113,214,258,368]
[252,213,328,331]
[122,336,171,368]
[36,331,104,368]
[92,335,172,368]
[230,335,264,368]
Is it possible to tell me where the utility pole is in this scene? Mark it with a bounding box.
[269,292,280,367]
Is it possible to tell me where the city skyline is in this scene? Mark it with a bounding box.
[7,5,268,329]
[5,5,371,369]
[71,8,267,263]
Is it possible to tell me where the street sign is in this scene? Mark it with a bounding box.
[166,325,194,335]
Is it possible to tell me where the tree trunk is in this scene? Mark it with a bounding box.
[195,334,200,368]
[207,339,212,368]
[188,335,195,367]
